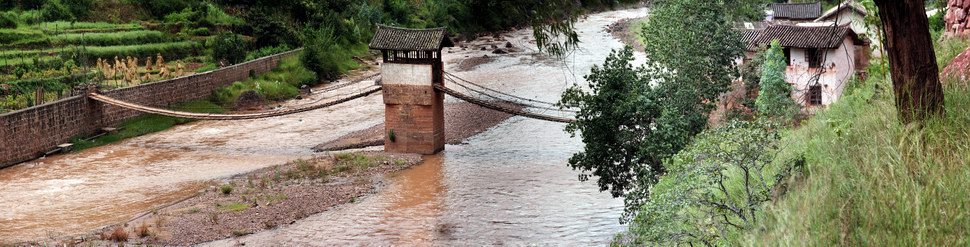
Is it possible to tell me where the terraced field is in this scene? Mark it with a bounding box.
[1,21,205,112]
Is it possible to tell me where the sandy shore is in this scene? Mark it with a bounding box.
[88,151,421,246]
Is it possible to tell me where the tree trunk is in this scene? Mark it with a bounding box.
[873,0,946,123]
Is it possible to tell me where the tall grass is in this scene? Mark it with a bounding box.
[731,75,970,246]
[935,37,969,71]
[212,54,316,106]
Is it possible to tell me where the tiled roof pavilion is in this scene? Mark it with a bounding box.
[369,25,454,51]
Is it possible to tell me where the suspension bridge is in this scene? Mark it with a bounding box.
[88,73,575,122]
[85,25,577,155]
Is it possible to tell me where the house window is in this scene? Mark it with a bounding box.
[783,48,791,65]
[807,48,823,68]
[807,85,823,105]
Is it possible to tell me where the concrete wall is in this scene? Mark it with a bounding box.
[0,50,300,168]
[785,37,859,109]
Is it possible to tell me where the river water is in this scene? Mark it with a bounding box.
[208,8,648,246]
[0,8,647,245]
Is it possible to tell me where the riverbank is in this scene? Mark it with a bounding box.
[605,17,648,51]
[84,151,421,246]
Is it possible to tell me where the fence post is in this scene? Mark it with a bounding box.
[34,87,44,106]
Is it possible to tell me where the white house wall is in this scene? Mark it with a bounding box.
[785,36,857,108]
[821,10,881,57]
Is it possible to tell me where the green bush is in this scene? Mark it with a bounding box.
[301,27,360,81]
[162,7,199,24]
[261,55,317,87]
[40,0,72,21]
[210,32,246,65]
[212,55,315,106]
[204,3,243,26]
[186,27,209,36]
[62,0,94,19]
[220,184,233,195]
[134,0,200,17]
[245,44,290,61]
[0,12,16,28]
[755,40,799,120]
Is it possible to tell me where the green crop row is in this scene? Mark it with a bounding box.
[35,21,142,32]
[0,28,44,43]
[0,41,200,64]
[52,30,169,47]
[83,41,200,61]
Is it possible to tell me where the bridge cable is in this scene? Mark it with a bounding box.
[443,71,576,109]
[434,84,575,123]
[88,86,382,121]
[443,75,579,114]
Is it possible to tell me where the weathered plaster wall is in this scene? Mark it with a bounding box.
[785,37,858,108]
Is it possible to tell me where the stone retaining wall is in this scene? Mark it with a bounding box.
[0,49,300,168]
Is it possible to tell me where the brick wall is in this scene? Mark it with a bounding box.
[0,50,300,168]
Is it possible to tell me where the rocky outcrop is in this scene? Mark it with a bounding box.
[942,48,970,85]
[946,0,970,36]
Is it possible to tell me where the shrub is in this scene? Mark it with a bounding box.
[62,0,94,19]
[248,10,300,48]
[301,27,355,81]
[204,3,243,26]
[186,27,209,36]
[107,227,128,242]
[40,0,72,21]
[260,55,317,86]
[211,32,246,65]
[135,222,150,238]
[0,12,16,28]
[220,184,233,195]
[135,0,200,17]
[245,44,291,61]
[755,40,799,120]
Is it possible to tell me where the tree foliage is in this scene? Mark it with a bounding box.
[625,120,789,246]
[755,40,799,119]
[560,0,743,220]
[211,32,247,65]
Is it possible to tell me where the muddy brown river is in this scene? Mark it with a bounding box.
[0,8,647,245]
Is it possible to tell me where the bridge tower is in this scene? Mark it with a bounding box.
[369,25,454,154]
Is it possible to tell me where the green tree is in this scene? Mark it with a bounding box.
[560,0,743,219]
[211,32,246,65]
[625,120,788,246]
[755,40,799,120]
